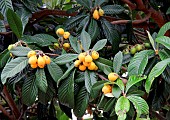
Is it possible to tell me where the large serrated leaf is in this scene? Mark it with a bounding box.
[96,57,112,66]
[156,36,170,50]
[69,36,82,53]
[102,5,125,14]
[76,0,91,10]
[88,19,100,41]
[6,9,23,38]
[0,49,10,68]
[127,95,149,117]
[58,70,75,108]
[157,22,170,37]
[145,58,170,93]
[10,46,32,57]
[94,0,108,6]
[22,74,38,106]
[0,0,13,17]
[112,86,121,98]
[103,98,116,112]
[54,54,78,65]
[95,61,112,75]
[128,50,154,76]
[92,39,107,51]
[114,79,125,92]
[1,57,28,84]
[80,30,91,51]
[73,86,89,117]
[47,60,63,83]
[35,69,48,93]
[113,51,123,73]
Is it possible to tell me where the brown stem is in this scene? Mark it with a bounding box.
[95,73,108,81]
[45,53,59,56]
[0,104,14,119]
[121,0,136,10]
[2,85,20,119]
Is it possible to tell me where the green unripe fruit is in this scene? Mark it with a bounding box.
[144,43,151,48]
[54,43,59,49]
[135,44,143,51]
[130,47,136,54]
[8,44,14,51]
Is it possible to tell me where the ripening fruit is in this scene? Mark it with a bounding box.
[79,64,86,71]
[80,44,84,50]
[63,32,70,39]
[28,55,38,65]
[54,43,59,49]
[102,85,112,94]
[8,44,14,51]
[108,72,119,82]
[91,51,99,60]
[37,56,46,68]
[56,28,64,36]
[94,65,98,71]
[130,47,136,54]
[85,55,93,63]
[135,44,143,51]
[63,43,70,50]
[98,8,104,16]
[93,9,100,20]
[27,50,36,58]
[30,64,38,69]
[78,53,86,62]
[43,55,51,64]
[144,43,151,48]
[88,62,96,70]
[83,62,91,67]
[74,60,81,67]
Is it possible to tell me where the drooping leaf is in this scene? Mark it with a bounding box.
[95,61,112,75]
[35,69,48,93]
[1,57,28,84]
[58,70,75,108]
[126,75,147,93]
[114,79,125,92]
[88,19,100,41]
[156,36,170,50]
[127,90,145,97]
[94,0,108,6]
[10,46,32,57]
[22,74,38,106]
[157,22,170,37]
[113,51,123,73]
[47,60,63,83]
[0,49,10,68]
[80,30,91,51]
[6,9,23,38]
[92,39,107,51]
[54,54,78,65]
[158,49,170,60]
[103,98,116,112]
[146,31,156,50]
[96,57,112,66]
[76,0,91,10]
[75,72,85,83]
[0,0,13,17]
[112,85,121,98]
[73,86,89,117]
[145,58,170,93]
[102,5,125,14]
[69,36,82,53]
[128,50,154,76]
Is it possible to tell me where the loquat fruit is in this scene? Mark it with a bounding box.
[27,50,36,58]
[30,64,38,69]
[37,56,46,68]
[28,55,38,65]
[91,51,99,60]
[102,85,112,94]
[98,8,104,16]
[63,43,70,50]
[63,32,70,39]
[108,72,119,82]
[93,9,100,20]
[43,55,51,64]
[78,53,86,62]
[83,62,91,67]
[8,44,14,51]
[79,64,86,71]
[74,60,81,67]
[56,28,64,36]
[85,55,93,63]
[88,62,96,70]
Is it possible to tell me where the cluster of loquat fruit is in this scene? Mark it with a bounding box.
[102,72,119,94]
[93,8,104,20]
[27,51,51,69]
[74,50,100,71]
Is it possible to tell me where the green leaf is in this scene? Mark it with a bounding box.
[127,90,145,97]
[94,0,108,6]
[157,22,170,37]
[54,54,78,65]
[0,49,10,68]
[114,79,125,92]
[69,36,82,53]
[96,57,112,66]
[6,9,23,38]
[112,86,121,98]
[102,5,125,14]
[127,95,149,117]
[47,60,63,83]
[145,58,170,93]
[115,96,130,120]
[103,98,116,112]
[35,69,48,93]
[126,75,147,93]
[22,74,38,106]
[0,20,6,32]
[75,72,85,83]
[76,0,91,10]
[0,0,13,17]
[166,7,170,15]
[10,46,32,57]
[58,70,75,108]
[80,30,91,51]
[88,19,100,41]
[156,36,170,50]
[128,50,154,76]
[146,31,156,50]
[113,51,123,73]
[1,57,28,84]
[84,71,97,93]
[158,49,170,60]
[73,86,89,117]
[92,39,107,51]
[95,61,112,75]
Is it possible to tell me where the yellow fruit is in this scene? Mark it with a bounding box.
[27,50,36,58]
[91,51,99,60]
[99,8,104,16]
[108,72,119,82]
[78,53,86,62]
[80,44,84,50]
[30,64,38,69]
[93,10,100,20]
[102,85,112,94]
[63,32,70,39]
[94,65,98,71]
[85,55,93,63]
[74,60,81,67]
[28,55,38,65]
[8,44,14,51]
[43,55,51,64]
[83,62,91,67]
[79,64,86,71]
[63,43,70,50]
[88,62,96,70]
[56,28,64,36]
[37,56,46,68]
